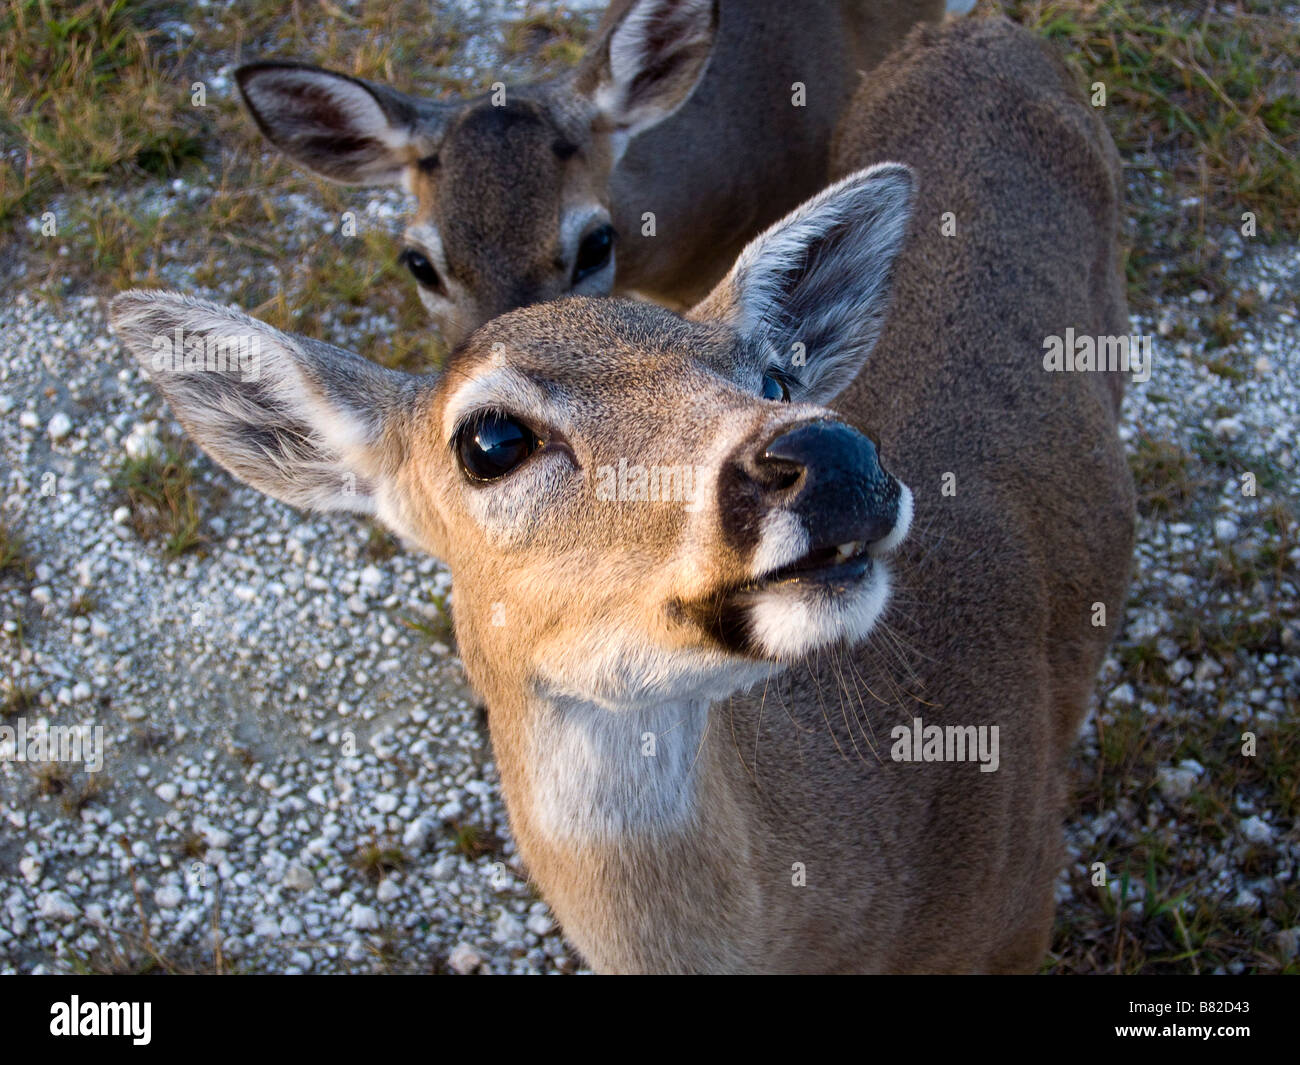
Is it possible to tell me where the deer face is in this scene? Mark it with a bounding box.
[414,295,911,709]
[395,93,620,344]
[110,164,914,711]
[236,0,719,345]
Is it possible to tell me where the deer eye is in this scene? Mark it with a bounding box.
[761,372,792,402]
[455,411,542,482]
[571,224,615,285]
[401,248,442,292]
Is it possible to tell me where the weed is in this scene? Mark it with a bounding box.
[111,437,214,555]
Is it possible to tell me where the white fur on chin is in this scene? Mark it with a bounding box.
[747,564,892,661]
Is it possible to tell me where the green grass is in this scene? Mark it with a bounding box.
[1127,433,1200,517]
[1055,687,1300,973]
[1061,420,1298,974]
[401,588,455,647]
[0,0,207,228]
[1190,430,1286,491]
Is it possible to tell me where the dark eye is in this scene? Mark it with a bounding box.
[761,372,791,402]
[456,411,542,482]
[401,248,442,292]
[571,224,615,285]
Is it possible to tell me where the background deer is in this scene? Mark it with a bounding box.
[236,0,950,343]
[112,17,1134,972]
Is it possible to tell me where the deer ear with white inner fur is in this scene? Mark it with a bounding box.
[692,163,915,405]
[236,62,452,185]
[109,290,423,523]
[577,0,719,161]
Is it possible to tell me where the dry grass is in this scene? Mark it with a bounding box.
[110,435,217,555]
[0,519,33,580]
[0,0,206,227]
[350,836,406,883]
[0,684,38,719]
[985,0,1300,309]
[1128,433,1201,517]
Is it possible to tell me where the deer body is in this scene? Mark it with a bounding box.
[601,0,948,308]
[484,18,1135,973]
[237,0,947,342]
[114,17,1133,973]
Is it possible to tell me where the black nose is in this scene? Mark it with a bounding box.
[721,420,900,557]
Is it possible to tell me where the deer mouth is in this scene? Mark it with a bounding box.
[672,540,886,661]
[673,481,913,661]
[750,539,873,590]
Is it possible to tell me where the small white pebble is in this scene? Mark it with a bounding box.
[154,885,184,909]
[349,904,380,931]
[47,412,73,441]
[1240,815,1274,844]
[448,942,483,975]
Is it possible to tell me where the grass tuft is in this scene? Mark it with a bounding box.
[1127,433,1199,517]
[0,0,207,229]
[0,520,34,580]
[110,436,215,556]
[992,0,1300,307]
[351,837,406,883]
[1,685,39,719]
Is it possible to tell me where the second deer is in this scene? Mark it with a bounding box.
[236,0,950,343]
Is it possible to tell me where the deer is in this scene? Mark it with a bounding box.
[235,0,953,344]
[111,16,1135,972]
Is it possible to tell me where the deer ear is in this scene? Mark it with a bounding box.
[691,163,915,404]
[236,62,452,184]
[576,0,718,158]
[109,290,423,519]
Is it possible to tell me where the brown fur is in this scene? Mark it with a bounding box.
[583,0,948,305]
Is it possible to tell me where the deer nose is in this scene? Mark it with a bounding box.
[748,420,900,550]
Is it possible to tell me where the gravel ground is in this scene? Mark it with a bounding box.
[0,2,598,973]
[0,3,1297,975]
[0,283,579,973]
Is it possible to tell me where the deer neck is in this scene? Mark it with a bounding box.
[525,691,708,838]
[485,683,762,972]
